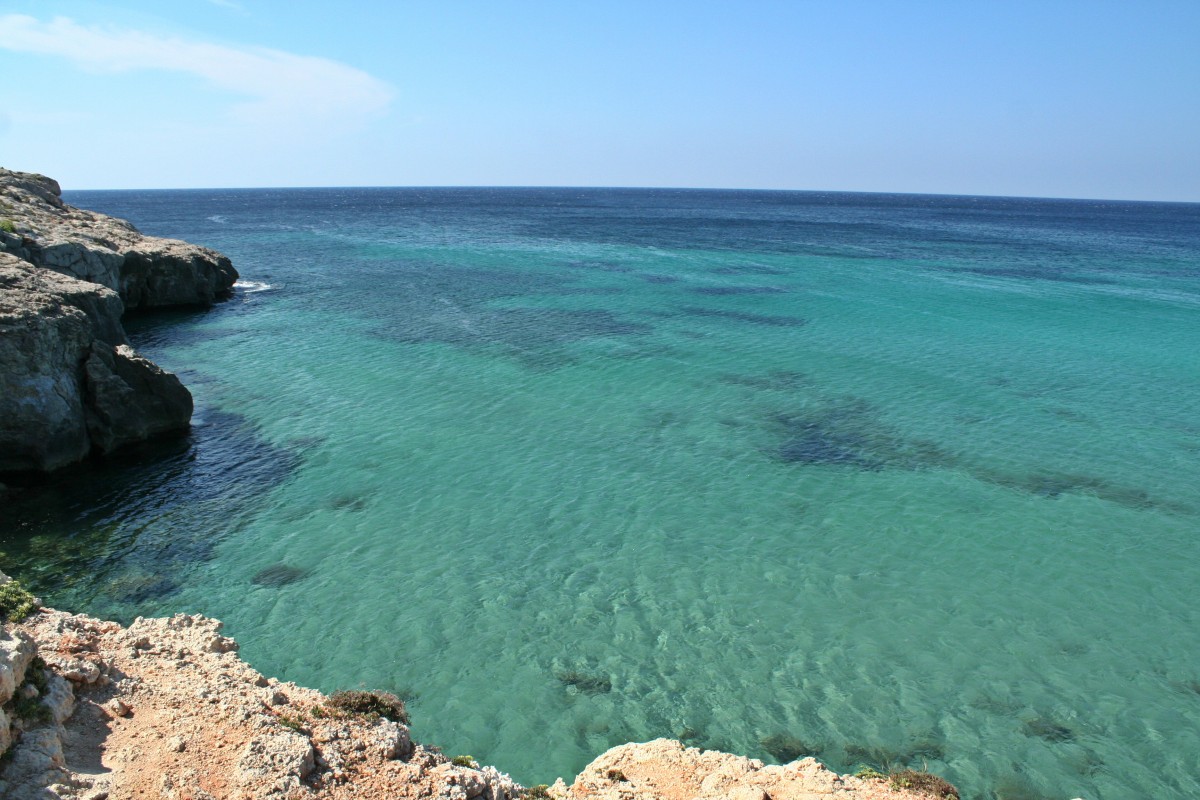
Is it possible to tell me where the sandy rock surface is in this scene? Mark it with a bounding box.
[549,738,933,800]
[2,608,522,800]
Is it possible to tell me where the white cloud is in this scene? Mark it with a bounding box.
[0,14,394,128]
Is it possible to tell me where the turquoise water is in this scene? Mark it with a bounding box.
[4,189,1200,799]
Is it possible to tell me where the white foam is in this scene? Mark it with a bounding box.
[234,280,273,293]
[207,214,228,224]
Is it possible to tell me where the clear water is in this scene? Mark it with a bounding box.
[4,188,1200,799]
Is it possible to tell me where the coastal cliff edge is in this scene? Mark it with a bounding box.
[0,168,237,474]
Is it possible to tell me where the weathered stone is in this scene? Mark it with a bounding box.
[0,727,70,800]
[33,238,125,291]
[83,343,192,454]
[0,164,229,475]
[0,254,192,473]
[236,731,315,794]
[48,655,102,685]
[372,718,412,760]
[0,167,236,310]
[42,673,75,725]
[0,256,95,472]
[121,240,237,310]
[1,622,38,704]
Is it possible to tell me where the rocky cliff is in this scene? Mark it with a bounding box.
[0,168,237,475]
[0,571,941,800]
[0,169,236,309]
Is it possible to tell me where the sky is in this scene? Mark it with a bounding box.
[0,1,1197,200]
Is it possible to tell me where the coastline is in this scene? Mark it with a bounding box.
[1,571,945,800]
[0,170,956,798]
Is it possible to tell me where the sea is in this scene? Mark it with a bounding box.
[3,187,1199,799]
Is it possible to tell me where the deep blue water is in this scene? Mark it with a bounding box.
[3,188,1200,799]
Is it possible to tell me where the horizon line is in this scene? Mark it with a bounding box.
[58,183,1200,206]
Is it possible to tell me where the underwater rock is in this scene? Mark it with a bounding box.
[1023,717,1075,743]
[760,732,822,762]
[557,670,613,695]
[107,572,181,604]
[977,467,1178,512]
[329,493,369,512]
[777,426,882,469]
[681,306,807,327]
[765,397,953,474]
[251,564,311,587]
[843,739,946,770]
[690,285,787,296]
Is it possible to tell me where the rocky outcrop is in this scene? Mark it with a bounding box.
[0,254,192,473]
[0,591,524,799]
[0,167,235,475]
[551,739,929,800]
[0,168,236,309]
[0,569,944,800]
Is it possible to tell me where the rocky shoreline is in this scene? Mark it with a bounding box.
[0,171,952,799]
[1,573,940,800]
[0,167,236,475]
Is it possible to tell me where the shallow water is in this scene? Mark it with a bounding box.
[4,188,1200,798]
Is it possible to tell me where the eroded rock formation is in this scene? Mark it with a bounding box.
[0,168,237,475]
[0,169,236,309]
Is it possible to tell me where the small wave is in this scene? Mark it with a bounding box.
[207,214,228,224]
[234,280,273,294]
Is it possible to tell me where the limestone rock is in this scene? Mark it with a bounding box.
[83,342,192,454]
[0,167,237,309]
[0,165,240,473]
[0,255,96,472]
[555,738,921,800]
[0,623,38,755]
[236,731,315,795]
[1,622,38,704]
[41,673,75,725]
[0,253,191,473]
[121,239,237,310]
[0,726,71,799]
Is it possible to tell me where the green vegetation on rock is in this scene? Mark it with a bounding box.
[326,689,410,724]
[0,577,39,621]
[888,768,960,799]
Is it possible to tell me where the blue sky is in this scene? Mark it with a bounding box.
[1,1,1197,199]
